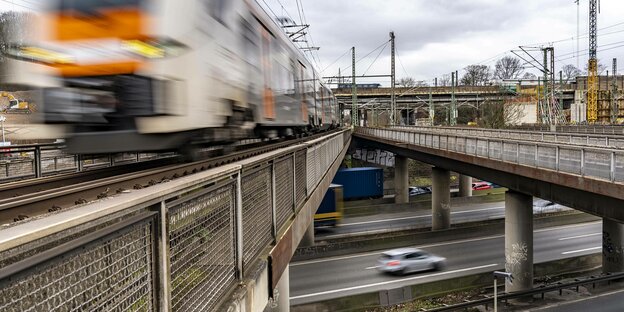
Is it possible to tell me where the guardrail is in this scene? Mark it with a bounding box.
[0,142,169,181]
[512,124,624,135]
[356,127,624,183]
[424,272,624,312]
[391,125,624,149]
[0,129,350,311]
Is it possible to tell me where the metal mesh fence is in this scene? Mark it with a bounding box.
[241,167,273,272]
[503,142,518,162]
[537,146,557,170]
[169,182,236,312]
[275,157,294,233]
[0,221,155,312]
[584,151,611,180]
[306,146,317,193]
[518,144,536,166]
[559,148,582,175]
[615,154,624,182]
[489,141,502,160]
[476,140,488,157]
[295,150,307,209]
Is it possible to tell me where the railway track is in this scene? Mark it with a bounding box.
[0,130,341,225]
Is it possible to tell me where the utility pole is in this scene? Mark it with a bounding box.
[429,87,434,125]
[390,31,396,125]
[542,48,549,124]
[351,47,358,127]
[612,58,618,123]
[450,72,457,126]
[576,0,580,69]
[587,0,598,122]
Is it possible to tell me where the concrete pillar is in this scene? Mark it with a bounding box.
[299,222,315,247]
[275,265,290,311]
[394,156,409,204]
[602,218,624,273]
[432,167,450,230]
[504,190,533,293]
[458,175,472,197]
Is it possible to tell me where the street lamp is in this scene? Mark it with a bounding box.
[0,115,6,144]
[493,271,513,312]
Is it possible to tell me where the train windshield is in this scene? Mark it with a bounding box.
[57,0,143,13]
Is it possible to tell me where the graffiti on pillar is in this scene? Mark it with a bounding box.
[352,148,395,167]
[603,231,622,264]
[506,243,528,265]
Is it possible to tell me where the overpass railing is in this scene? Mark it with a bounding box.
[356,127,624,183]
[511,124,624,135]
[0,129,350,312]
[391,125,624,149]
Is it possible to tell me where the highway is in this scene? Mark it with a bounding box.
[291,221,602,305]
[318,200,569,237]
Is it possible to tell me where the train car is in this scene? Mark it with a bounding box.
[332,167,384,200]
[314,184,343,227]
[2,0,339,155]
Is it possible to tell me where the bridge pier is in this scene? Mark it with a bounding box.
[432,167,450,230]
[602,218,624,273]
[458,174,472,197]
[274,265,290,311]
[394,156,409,204]
[505,190,533,293]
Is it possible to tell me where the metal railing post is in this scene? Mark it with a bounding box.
[235,172,244,278]
[610,151,616,182]
[77,155,84,172]
[34,146,42,178]
[580,149,585,176]
[155,201,171,311]
[292,152,297,212]
[271,161,277,241]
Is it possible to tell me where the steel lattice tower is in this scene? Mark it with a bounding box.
[587,0,598,122]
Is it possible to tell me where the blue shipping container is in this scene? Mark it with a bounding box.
[332,167,384,200]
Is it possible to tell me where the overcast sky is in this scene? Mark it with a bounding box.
[260,0,624,85]
[3,0,624,85]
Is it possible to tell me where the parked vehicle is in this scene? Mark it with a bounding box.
[314,184,344,227]
[409,186,431,196]
[377,248,446,276]
[332,167,383,200]
[471,181,492,190]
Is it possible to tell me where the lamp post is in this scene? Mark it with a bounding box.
[493,271,513,312]
[0,115,6,144]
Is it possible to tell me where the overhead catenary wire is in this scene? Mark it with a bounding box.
[362,41,388,76]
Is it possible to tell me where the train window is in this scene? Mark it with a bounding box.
[58,0,143,13]
[241,17,260,69]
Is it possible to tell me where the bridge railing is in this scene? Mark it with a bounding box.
[0,129,350,312]
[0,142,170,182]
[357,127,624,183]
[511,124,624,135]
[391,125,624,149]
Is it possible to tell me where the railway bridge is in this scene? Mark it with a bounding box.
[0,129,351,312]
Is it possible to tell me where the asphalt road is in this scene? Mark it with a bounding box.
[291,221,602,305]
[317,200,569,238]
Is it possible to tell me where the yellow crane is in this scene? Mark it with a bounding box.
[587,0,598,122]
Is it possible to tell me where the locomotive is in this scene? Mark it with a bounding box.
[3,0,340,154]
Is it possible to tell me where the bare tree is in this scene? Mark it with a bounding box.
[493,56,524,80]
[461,65,491,86]
[478,100,525,128]
[522,72,537,80]
[438,74,451,86]
[561,64,581,83]
[397,77,416,87]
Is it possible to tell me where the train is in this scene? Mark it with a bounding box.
[2,0,341,155]
[336,83,381,89]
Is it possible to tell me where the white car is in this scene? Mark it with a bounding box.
[377,248,446,276]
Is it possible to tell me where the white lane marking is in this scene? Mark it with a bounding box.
[291,221,601,267]
[291,234,504,267]
[561,246,601,255]
[558,233,601,241]
[290,263,498,300]
[341,207,503,227]
[365,266,378,270]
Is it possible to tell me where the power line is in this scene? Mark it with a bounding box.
[362,41,388,76]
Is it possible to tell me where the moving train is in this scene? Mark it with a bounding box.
[3,0,341,154]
